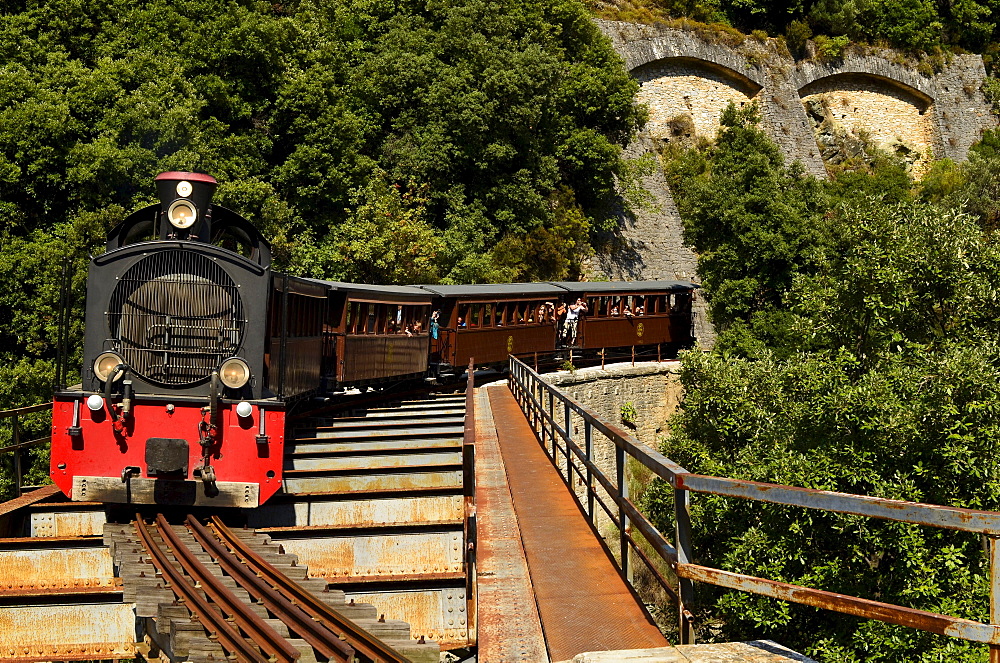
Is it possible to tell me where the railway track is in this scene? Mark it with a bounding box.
[105,514,435,662]
[0,390,472,660]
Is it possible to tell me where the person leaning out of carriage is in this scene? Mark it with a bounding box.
[563,298,587,347]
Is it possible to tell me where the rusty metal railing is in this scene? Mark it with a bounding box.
[463,357,478,646]
[508,355,1000,653]
[0,402,53,497]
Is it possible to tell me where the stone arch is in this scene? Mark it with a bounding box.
[635,57,763,144]
[798,73,935,174]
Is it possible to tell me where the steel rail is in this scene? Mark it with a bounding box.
[133,515,296,663]
[184,515,356,663]
[208,516,412,663]
[153,514,300,663]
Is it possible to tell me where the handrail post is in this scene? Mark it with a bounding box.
[616,444,629,581]
[548,390,556,459]
[538,382,546,453]
[991,536,1000,663]
[12,412,21,496]
[585,421,594,521]
[676,487,695,644]
[564,401,572,485]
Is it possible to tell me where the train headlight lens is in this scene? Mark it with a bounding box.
[236,401,253,418]
[93,352,124,382]
[167,200,198,229]
[87,394,105,411]
[220,357,250,389]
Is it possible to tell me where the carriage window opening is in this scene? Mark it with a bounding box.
[363,304,373,334]
[457,305,469,328]
[485,304,494,327]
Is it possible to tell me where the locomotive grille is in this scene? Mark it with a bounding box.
[107,250,246,386]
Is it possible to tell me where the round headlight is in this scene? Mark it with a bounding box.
[86,394,105,411]
[220,357,250,389]
[167,199,198,229]
[93,352,125,382]
[235,401,253,418]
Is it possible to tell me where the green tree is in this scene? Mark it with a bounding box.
[664,102,831,354]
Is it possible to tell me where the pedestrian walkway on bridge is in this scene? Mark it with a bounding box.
[474,380,818,663]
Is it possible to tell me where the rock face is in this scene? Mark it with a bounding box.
[589,19,998,346]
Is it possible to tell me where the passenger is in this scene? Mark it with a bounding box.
[430,310,440,339]
[635,304,645,316]
[555,302,567,343]
[404,324,413,337]
[563,298,587,346]
[624,305,633,318]
[457,317,466,328]
[412,320,423,333]
[610,305,619,316]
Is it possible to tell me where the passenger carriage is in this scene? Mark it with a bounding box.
[552,281,697,358]
[419,283,566,370]
[317,281,433,388]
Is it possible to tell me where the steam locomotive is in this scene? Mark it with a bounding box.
[50,172,698,508]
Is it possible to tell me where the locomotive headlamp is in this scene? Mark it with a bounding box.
[93,352,125,382]
[219,357,250,389]
[167,199,198,229]
[86,394,105,411]
[235,401,253,418]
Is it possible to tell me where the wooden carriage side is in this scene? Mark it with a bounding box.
[313,281,432,386]
[550,281,698,354]
[265,275,330,398]
[418,283,568,368]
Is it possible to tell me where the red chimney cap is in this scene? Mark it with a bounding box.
[155,171,218,184]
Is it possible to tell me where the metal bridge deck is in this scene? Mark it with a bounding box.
[481,384,668,661]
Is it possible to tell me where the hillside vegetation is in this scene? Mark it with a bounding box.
[645,103,1000,661]
[0,0,645,496]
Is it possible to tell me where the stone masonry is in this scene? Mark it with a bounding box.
[542,361,683,534]
[588,19,997,342]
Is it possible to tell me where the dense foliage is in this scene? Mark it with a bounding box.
[649,105,1000,660]
[0,0,644,497]
[596,0,1000,68]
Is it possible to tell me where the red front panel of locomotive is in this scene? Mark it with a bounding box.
[50,396,285,507]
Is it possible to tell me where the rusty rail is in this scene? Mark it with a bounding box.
[508,355,1000,652]
[205,516,411,663]
[134,514,299,663]
[185,516,355,662]
[0,402,53,497]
